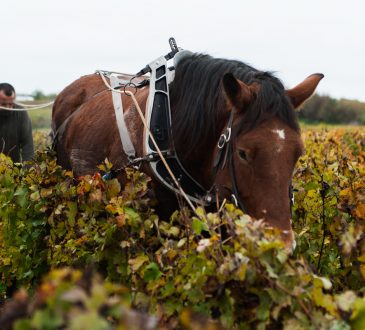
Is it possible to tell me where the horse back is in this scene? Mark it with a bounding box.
[52,74,106,131]
[52,72,149,176]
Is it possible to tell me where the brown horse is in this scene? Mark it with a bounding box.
[52,52,323,248]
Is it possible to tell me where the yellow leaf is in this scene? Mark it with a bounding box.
[360,265,365,279]
[65,170,73,177]
[339,188,351,197]
[128,255,149,273]
[237,263,247,281]
[195,207,205,218]
[177,238,187,248]
[180,309,192,327]
[313,275,332,290]
[358,253,365,263]
[355,204,365,220]
[40,188,53,197]
[115,215,126,228]
[312,287,338,316]
[105,204,117,214]
[30,191,40,201]
[2,257,11,266]
[307,190,318,198]
[167,249,177,261]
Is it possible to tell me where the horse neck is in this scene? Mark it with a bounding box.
[171,106,230,188]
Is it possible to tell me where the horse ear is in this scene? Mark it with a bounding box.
[222,73,258,111]
[286,73,324,109]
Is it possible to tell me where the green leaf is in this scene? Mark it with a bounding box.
[351,298,365,330]
[30,310,64,329]
[105,179,121,199]
[66,201,78,227]
[14,320,35,330]
[69,312,109,330]
[192,218,208,235]
[256,292,272,321]
[143,262,162,282]
[14,187,29,207]
[124,207,141,226]
[304,181,319,191]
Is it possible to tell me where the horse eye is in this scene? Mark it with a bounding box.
[238,149,248,161]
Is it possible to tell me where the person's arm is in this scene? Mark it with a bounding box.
[19,112,34,161]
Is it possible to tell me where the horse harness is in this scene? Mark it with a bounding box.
[107,44,255,210]
[106,43,215,205]
[53,39,294,212]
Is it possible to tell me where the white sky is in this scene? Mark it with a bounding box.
[2,0,365,101]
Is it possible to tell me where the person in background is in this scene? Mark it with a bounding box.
[0,83,34,162]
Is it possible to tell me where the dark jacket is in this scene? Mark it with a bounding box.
[0,105,34,162]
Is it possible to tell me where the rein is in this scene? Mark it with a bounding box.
[0,100,54,111]
[125,91,199,214]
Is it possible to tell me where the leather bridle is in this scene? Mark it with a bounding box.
[213,111,294,213]
[213,110,247,212]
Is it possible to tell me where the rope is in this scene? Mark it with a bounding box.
[97,71,199,215]
[97,70,127,95]
[125,90,198,215]
[0,100,54,111]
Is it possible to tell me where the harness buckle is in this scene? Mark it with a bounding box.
[127,156,143,170]
[204,194,213,204]
[217,127,231,149]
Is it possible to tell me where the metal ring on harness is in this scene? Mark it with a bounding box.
[218,127,231,149]
[123,82,138,95]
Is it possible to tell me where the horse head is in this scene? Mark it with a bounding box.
[170,54,323,249]
[213,72,324,249]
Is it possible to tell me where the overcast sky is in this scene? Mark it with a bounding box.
[2,0,365,101]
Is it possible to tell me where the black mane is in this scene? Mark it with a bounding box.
[169,53,300,160]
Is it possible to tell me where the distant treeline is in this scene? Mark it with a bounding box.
[27,91,365,127]
[299,94,365,125]
[32,89,57,101]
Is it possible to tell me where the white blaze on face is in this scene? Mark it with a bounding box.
[272,129,286,153]
[272,129,286,140]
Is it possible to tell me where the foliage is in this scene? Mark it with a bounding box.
[28,109,52,130]
[0,127,365,329]
[33,130,51,152]
[23,93,54,129]
[0,268,160,330]
[293,128,365,291]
